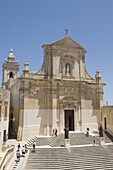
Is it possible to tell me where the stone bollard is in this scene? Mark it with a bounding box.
[64,139,70,148]
[99,137,105,145]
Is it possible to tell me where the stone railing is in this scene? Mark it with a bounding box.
[0,146,14,170]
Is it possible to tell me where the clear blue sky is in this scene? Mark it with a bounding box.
[0,0,113,104]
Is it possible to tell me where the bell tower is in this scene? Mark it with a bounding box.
[2,49,20,89]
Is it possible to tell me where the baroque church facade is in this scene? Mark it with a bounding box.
[2,35,105,141]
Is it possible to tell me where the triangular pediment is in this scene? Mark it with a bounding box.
[51,36,85,51]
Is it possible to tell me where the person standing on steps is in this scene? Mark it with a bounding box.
[93,136,96,145]
[16,149,20,162]
[52,129,55,136]
[86,127,90,137]
[17,143,20,150]
[22,145,26,157]
[32,140,36,153]
[55,128,57,137]
[64,126,69,139]
[25,142,28,153]
[99,124,103,137]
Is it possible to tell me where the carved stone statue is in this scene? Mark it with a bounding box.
[65,64,70,76]
[64,126,69,139]
[99,125,103,137]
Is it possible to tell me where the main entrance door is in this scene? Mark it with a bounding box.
[65,110,74,131]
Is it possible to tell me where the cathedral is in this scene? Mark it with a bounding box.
[2,35,105,141]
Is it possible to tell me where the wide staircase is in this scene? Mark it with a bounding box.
[25,132,113,170]
[26,132,110,147]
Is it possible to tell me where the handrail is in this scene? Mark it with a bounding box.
[0,146,14,169]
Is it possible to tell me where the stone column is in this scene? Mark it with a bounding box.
[46,85,50,136]
[78,105,82,131]
[59,105,63,133]
[46,109,50,136]
[52,98,58,128]
[51,81,59,133]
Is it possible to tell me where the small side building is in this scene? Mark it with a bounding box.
[101,105,113,136]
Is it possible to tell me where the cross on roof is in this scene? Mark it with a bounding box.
[65,28,69,37]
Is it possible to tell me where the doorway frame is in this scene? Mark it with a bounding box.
[64,109,75,131]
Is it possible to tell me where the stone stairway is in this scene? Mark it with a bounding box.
[27,133,96,148]
[27,131,111,148]
[25,145,113,170]
[49,133,64,147]
[70,132,111,145]
[10,149,29,170]
[50,132,111,147]
[60,145,113,170]
[27,136,52,147]
[25,148,61,170]
[27,136,39,146]
[70,132,94,145]
[49,132,94,147]
[11,157,25,170]
[24,132,113,170]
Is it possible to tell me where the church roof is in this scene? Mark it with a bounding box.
[43,36,86,52]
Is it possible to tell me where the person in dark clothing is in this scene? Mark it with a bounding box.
[55,128,57,137]
[17,143,20,150]
[86,128,90,137]
[64,126,69,139]
[99,125,103,137]
[32,141,36,152]
[16,150,20,162]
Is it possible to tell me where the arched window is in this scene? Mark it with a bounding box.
[65,63,71,76]
[9,72,14,78]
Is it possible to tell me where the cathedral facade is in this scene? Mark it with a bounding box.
[2,36,105,141]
